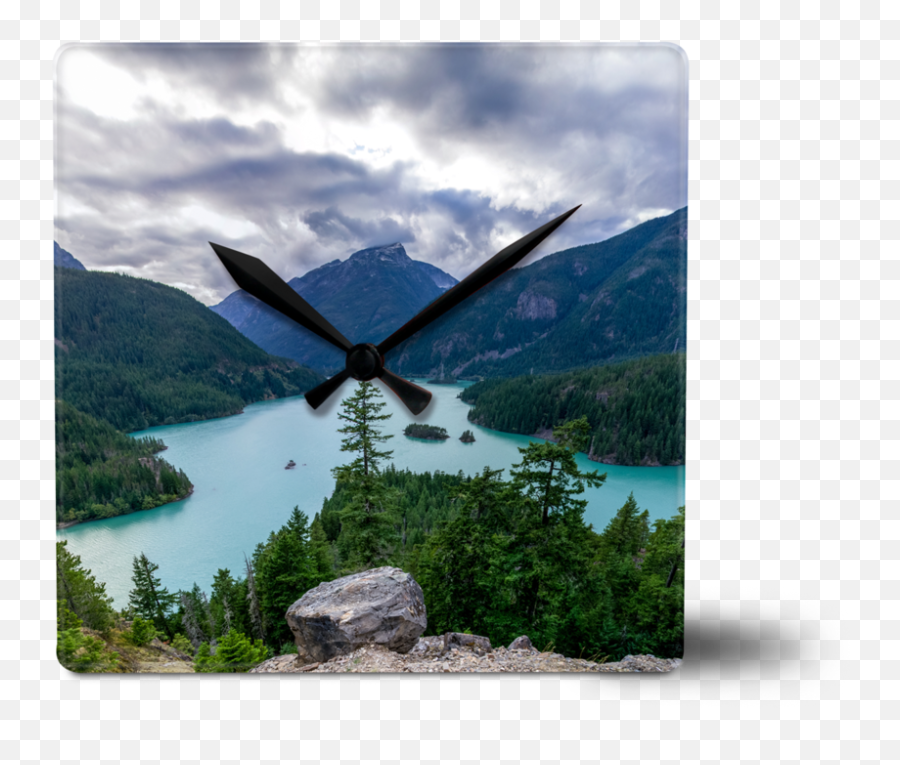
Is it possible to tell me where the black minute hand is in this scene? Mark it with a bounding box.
[209,242,353,353]
[376,205,581,356]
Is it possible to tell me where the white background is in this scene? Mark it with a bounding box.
[4,2,896,763]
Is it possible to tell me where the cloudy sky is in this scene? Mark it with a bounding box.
[56,44,687,306]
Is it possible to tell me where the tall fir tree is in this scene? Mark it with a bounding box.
[128,552,178,640]
[331,381,399,571]
[507,416,608,634]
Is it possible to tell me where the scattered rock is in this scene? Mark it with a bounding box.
[285,567,427,665]
[508,635,538,653]
[285,460,296,469]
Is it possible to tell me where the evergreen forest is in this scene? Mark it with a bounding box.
[461,353,686,466]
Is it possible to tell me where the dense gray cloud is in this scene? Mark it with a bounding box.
[55,44,687,305]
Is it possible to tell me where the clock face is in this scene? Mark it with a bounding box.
[55,44,687,673]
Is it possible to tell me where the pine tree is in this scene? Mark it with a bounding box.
[56,540,115,633]
[508,416,608,630]
[331,381,399,570]
[510,416,606,527]
[128,552,178,640]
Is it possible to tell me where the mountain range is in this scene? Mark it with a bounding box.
[211,243,458,372]
[213,208,687,378]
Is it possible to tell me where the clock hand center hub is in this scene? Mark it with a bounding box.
[346,343,384,381]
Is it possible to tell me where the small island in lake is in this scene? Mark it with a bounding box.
[460,429,476,443]
[403,423,450,440]
[285,460,296,469]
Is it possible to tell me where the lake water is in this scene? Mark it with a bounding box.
[58,380,684,606]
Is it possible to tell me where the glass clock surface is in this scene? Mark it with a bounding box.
[55,44,687,673]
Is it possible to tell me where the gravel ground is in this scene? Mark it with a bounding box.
[250,642,682,674]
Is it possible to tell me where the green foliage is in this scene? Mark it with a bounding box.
[252,507,319,647]
[207,568,251,641]
[57,628,119,673]
[509,416,606,526]
[321,466,469,565]
[55,400,192,523]
[414,468,514,636]
[193,629,268,673]
[279,641,299,655]
[459,429,475,443]
[461,353,686,466]
[127,616,157,646]
[57,599,83,632]
[171,633,194,656]
[128,553,178,640]
[403,423,449,439]
[54,266,323,432]
[56,540,115,633]
[393,208,687,378]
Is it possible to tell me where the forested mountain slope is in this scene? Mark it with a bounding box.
[55,266,323,432]
[390,208,687,378]
[56,400,192,524]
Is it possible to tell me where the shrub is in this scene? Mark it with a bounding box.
[170,633,194,656]
[194,629,268,673]
[57,629,118,673]
[128,616,157,646]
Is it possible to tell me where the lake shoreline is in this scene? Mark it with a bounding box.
[56,487,195,531]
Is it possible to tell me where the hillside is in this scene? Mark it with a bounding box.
[55,266,324,432]
[389,208,687,378]
[211,242,458,371]
[460,353,686,466]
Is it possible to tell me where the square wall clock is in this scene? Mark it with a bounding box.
[54,43,687,674]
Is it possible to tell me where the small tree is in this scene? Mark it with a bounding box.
[128,616,157,646]
[128,552,178,640]
[194,629,268,673]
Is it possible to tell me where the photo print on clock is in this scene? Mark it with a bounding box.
[55,43,687,674]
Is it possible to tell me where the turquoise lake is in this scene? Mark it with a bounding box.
[58,380,684,606]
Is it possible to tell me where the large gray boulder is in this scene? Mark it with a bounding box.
[286,567,427,664]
